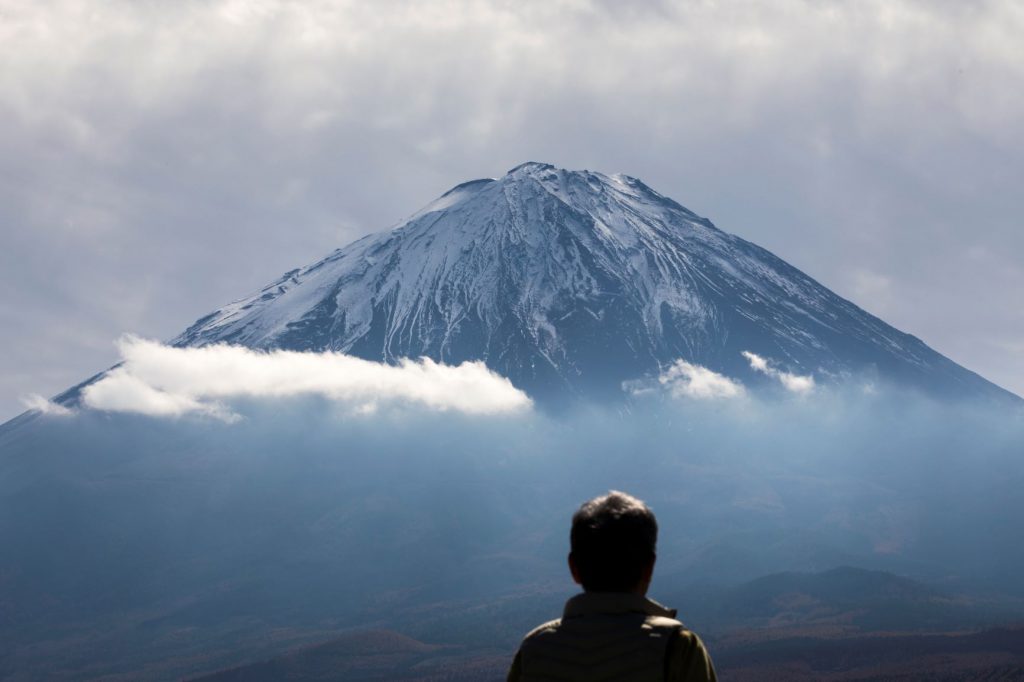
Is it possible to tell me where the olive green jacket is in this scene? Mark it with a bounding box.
[507,592,717,682]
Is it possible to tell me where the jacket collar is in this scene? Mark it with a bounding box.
[563,592,677,619]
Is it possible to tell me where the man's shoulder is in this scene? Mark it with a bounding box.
[664,627,717,682]
[665,625,702,645]
[518,612,686,649]
[645,614,685,630]
[521,617,563,641]
[520,611,685,641]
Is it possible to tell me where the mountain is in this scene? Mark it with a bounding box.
[164,161,1012,403]
[666,566,1014,633]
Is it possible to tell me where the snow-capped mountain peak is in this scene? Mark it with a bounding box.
[171,163,1016,403]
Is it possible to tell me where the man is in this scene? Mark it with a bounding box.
[507,491,717,681]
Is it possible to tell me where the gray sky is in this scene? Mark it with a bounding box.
[2,0,1022,422]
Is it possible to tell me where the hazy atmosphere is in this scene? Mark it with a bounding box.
[5,385,1024,678]
[3,0,1024,422]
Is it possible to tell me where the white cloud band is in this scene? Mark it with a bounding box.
[657,359,746,400]
[81,336,532,420]
[742,351,815,394]
[20,393,73,416]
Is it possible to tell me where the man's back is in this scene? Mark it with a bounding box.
[508,593,716,682]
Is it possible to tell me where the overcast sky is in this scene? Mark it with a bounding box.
[2,0,1022,422]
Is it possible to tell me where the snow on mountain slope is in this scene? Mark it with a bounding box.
[168,162,1016,403]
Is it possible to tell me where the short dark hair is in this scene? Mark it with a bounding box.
[570,491,658,592]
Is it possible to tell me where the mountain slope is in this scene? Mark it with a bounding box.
[168,162,1014,403]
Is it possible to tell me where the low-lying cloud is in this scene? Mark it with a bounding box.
[657,360,746,400]
[80,336,532,420]
[742,351,815,394]
[633,352,816,400]
[20,393,73,416]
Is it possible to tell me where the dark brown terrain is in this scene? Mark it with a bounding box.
[713,627,1024,681]
[189,630,509,681]
[190,567,1024,682]
[191,626,1024,682]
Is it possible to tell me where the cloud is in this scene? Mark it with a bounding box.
[744,352,770,373]
[80,336,532,420]
[847,269,895,317]
[83,370,240,422]
[777,372,815,395]
[656,359,745,400]
[742,351,815,394]
[20,394,73,416]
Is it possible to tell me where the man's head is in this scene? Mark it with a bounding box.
[568,491,658,594]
